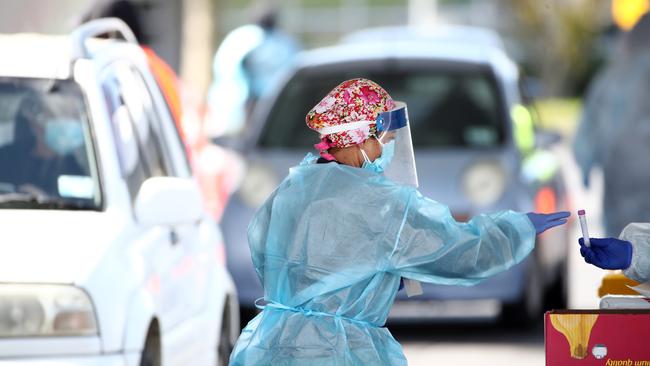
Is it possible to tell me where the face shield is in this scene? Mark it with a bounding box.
[375,102,419,188]
[376,104,424,297]
[318,101,423,296]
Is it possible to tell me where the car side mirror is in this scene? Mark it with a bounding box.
[536,129,562,148]
[134,177,203,226]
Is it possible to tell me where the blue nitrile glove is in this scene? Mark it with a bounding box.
[578,237,633,270]
[526,211,571,235]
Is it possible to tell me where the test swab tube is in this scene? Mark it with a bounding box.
[578,210,590,247]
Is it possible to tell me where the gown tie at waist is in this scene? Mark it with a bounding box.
[254,298,381,328]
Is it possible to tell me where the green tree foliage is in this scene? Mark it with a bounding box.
[506,0,609,96]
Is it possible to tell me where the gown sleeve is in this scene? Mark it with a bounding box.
[620,223,650,283]
[388,188,536,286]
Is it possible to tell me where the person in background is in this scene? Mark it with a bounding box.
[205,6,299,138]
[0,94,84,197]
[229,78,570,365]
[573,13,650,236]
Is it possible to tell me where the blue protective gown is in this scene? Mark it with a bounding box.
[229,156,536,365]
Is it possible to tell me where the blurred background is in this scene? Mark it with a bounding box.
[1,0,649,365]
[0,0,631,115]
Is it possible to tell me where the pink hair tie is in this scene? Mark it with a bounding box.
[314,138,336,161]
[314,140,330,151]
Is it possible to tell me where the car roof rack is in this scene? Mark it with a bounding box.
[71,17,138,59]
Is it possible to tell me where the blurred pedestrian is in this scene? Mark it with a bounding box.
[573,13,650,236]
[205,6,299,138]
[229,78,569,365]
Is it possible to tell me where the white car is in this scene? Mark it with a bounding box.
[0,19,238,365]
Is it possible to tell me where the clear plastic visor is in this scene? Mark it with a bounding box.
[376,102,418,187]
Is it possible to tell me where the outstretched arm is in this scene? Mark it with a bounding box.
[389,189,568,286]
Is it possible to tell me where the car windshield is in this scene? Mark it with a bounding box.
[0,77,100,210]
[259,62,507,149]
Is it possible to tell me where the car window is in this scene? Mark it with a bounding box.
[259,63,506,149]
[129,66,192,179]
[102,74,149,200]
[0,77,101,209]
[117,65,171,178]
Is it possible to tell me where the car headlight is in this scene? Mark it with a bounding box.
[238,164,278,208]
[0,284,97,337]
[461,161,507,207]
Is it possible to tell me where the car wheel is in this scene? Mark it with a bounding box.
[217,308,234,366]
[501,260,543,328]
[140,323,161,366]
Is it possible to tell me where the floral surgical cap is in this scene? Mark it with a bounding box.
[306,78,394,159]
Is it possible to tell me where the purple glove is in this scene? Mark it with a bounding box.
[526,211,570,235]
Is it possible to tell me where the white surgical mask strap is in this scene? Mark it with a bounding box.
[359,147,371,164]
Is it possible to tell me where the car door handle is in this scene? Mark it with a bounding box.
[169,228,179,246]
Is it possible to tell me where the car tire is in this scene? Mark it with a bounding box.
[217,307,235,366]
[140,323,161,366]
[501,260,543,328]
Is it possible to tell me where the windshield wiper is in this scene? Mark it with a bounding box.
[0,193,97,210]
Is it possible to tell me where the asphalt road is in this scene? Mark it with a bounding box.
[397,143,606,365]
[394,321,544,365]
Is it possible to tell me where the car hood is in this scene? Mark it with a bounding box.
[0,209,126,284]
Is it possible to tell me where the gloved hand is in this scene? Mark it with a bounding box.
[578,237,633,270]
[526,211,570,235]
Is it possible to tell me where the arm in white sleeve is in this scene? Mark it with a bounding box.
[620,223,650,283]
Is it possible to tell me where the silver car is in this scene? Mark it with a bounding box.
[223,30,569,326]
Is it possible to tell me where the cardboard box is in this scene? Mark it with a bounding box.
[545,310,650,365]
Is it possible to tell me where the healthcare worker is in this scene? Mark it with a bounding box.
[229,79,570,365]
[573,13,650,236]
[578,223,650,283]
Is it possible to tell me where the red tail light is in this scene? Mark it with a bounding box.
[535,186,557,214]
